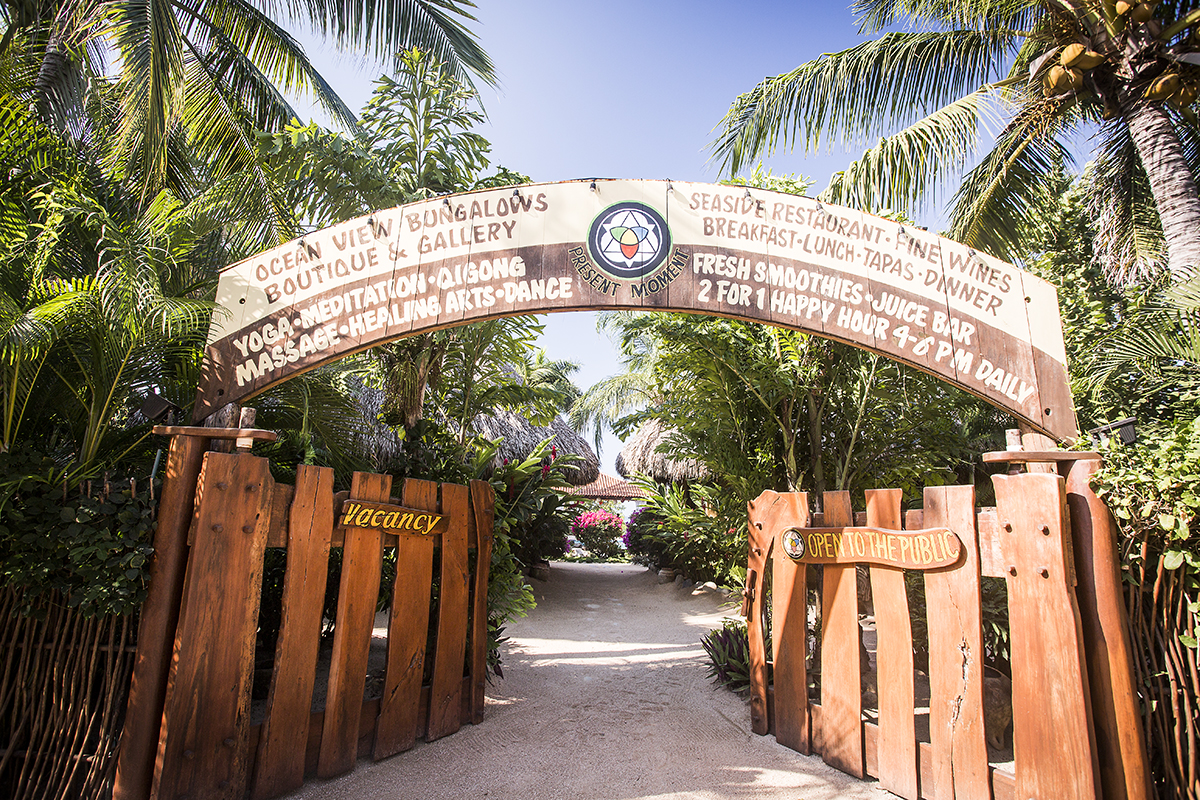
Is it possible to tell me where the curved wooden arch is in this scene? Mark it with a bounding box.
[196,179,1076,440]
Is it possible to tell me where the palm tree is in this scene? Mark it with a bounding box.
[711,0,1200,283]
[2,0,494,243]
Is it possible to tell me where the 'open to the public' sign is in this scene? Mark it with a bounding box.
[337,500,446,537]
[780,525,962,570]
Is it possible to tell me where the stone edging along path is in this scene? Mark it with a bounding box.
[291,561,895,800]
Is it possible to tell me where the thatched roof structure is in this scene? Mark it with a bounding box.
[353,384,599,486]
[568,472,646,501]
[471,409,600,485]
[615,418,710,483]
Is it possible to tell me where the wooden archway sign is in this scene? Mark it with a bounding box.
[196,179,1077,440]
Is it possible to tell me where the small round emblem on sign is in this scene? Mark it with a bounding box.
[587,201,671,280]
[781,528,805,560]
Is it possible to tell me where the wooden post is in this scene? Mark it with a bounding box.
[1064,458,1152,800]
[865,488,917,800]
[767,492,811,754]
[819,490,864,778]
[468,479,496,724]
[744,492,777,737]
[251,465,335,800]
[994,472,1100,800]
[151,452,274,800]
[113,432,208,800]
[923,485,990,800]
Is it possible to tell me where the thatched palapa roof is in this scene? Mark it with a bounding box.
[354,384,600,486]
[615,418,710,483]
[471,409,600,486]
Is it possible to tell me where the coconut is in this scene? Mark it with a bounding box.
[1131,2,1155,22]
[1046,65,1072,94]
[1115,0,1133,14]
[1065,68,1084,91]
[1073,50,1106,69]
[1172,84,1199,108]
[1060,43,1086,67]
[1146,73,1181,100]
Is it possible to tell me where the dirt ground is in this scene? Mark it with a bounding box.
[290,561,895,800]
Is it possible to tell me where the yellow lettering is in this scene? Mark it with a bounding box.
[398,512,415,530]
[354,508,373,527]
[888,535,899,563]
[382,511,401,529]
[917,535,934,564]
[899,536,912,563]
[370,510,386,527]
[808,532,822,558]
[422,515,441,535]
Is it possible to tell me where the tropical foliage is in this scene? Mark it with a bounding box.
[569,509,625,559]
[712,0,1200,283]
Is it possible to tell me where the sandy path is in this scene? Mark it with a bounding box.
[292,561,893,800]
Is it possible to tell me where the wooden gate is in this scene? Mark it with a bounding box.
[113,426,495,800]
[743,454,1150,800]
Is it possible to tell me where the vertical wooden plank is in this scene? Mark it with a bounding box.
[768,493,811,755]
[468,480,496,724]
[317,472,391,779]
[1064,458,1151,800]
[151,452,273,800]
[924,485,990,800]
[866,488,918,800]
[373,478,438,760]
[115,433,207,800]
[251,465,335,800]
[426,482,471,741]
[820,490,864,778]
[744,491,777,736]
[994,473,1099,800]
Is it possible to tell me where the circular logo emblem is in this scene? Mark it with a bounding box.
[587,201,671,280]
[781,528,806,561]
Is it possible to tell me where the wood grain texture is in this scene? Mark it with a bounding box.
[768,492,811,754]
[866,489,917,800]
[1064,458,1151,800]
[251,466,335,800]
[819,490,864,778]
[114,433,207,800]
[923,485,990,800]
[427,481,471,741]
[373,478,437,760]
[468,480,496,724]
[151,452,273,800]
[317,472,391,779]
[994,473,1100,800]
[744,491,778,736]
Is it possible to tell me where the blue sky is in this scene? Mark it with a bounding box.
[299,1,903,472]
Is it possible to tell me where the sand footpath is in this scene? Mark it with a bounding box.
[291,561,893,800]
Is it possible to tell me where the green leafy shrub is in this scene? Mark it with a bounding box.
[623,506,670,569]
[1093,415,1200,798]
[0,448,156,618]
[570,509,625,559]
[631,478,746,584]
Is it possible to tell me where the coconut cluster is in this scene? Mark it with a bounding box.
[1041,2,1199,110]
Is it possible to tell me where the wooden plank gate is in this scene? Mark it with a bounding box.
[743,453,1151,800]
[112,426,495,800]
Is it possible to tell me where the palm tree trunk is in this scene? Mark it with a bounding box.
[1123,99,1200,280]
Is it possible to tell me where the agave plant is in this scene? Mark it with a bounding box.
[701,618,770,695]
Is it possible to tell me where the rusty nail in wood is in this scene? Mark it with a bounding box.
[211,524,223,533]
[242,524,254,533]
[753,547,763,555]
[1040,525,1050,535]
[1003,521,1012,532]
[755,522,762,529]
[1008,566,1017,576]
[223,737,235,747]
[1040,568,1049,578]
[245,484,256,492]
[183,750,194,760]
[216,482,227,490]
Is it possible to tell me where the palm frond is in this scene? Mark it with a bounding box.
[711,28,1017,175]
